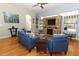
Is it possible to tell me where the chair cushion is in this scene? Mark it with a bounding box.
[26,33,35,38]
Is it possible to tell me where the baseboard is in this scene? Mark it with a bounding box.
[0,35,11,39]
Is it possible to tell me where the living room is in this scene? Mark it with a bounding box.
[0,3,79,57]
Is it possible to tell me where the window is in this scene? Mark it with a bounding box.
[26,15,32,30]
[64,15,77,29]
[60,10,78,30]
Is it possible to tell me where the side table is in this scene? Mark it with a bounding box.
[8,26,18,38]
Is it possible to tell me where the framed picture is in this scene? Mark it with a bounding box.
[3,12,19,23]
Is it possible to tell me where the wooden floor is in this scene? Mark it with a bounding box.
[0,37,79,56]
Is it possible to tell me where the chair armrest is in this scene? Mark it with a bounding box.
[29,37,36,43]
[26,37,36,49]
[48,40,53,52]
[52,39,68,52]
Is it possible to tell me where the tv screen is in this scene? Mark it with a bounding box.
[48,19,56,25]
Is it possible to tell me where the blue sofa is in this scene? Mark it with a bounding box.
[48,34,68,55]
[18,31,36,52]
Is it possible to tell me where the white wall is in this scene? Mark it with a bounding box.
[37,3,79,40]
[0,3,36,39]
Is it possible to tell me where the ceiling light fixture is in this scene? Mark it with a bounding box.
[32,3,48,9]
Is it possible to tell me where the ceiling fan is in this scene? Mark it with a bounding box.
[32,3,48,9]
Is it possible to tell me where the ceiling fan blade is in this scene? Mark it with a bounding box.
[40,5,44,9]
[41,3,48,5]
[32,3,48,9]
[32,4,38,7]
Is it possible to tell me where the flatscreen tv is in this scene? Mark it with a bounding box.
[48,18,56,25]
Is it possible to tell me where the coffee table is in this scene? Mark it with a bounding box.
[36,37,47,53]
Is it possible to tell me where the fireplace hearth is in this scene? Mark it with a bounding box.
[47,29,53,35]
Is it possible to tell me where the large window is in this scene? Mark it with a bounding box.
[64,15,78,29]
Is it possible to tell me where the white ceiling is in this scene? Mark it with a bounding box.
[11,3,62,14]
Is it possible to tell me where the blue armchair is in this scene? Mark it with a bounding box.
[48,34,68,55]
[18,31,36,52]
